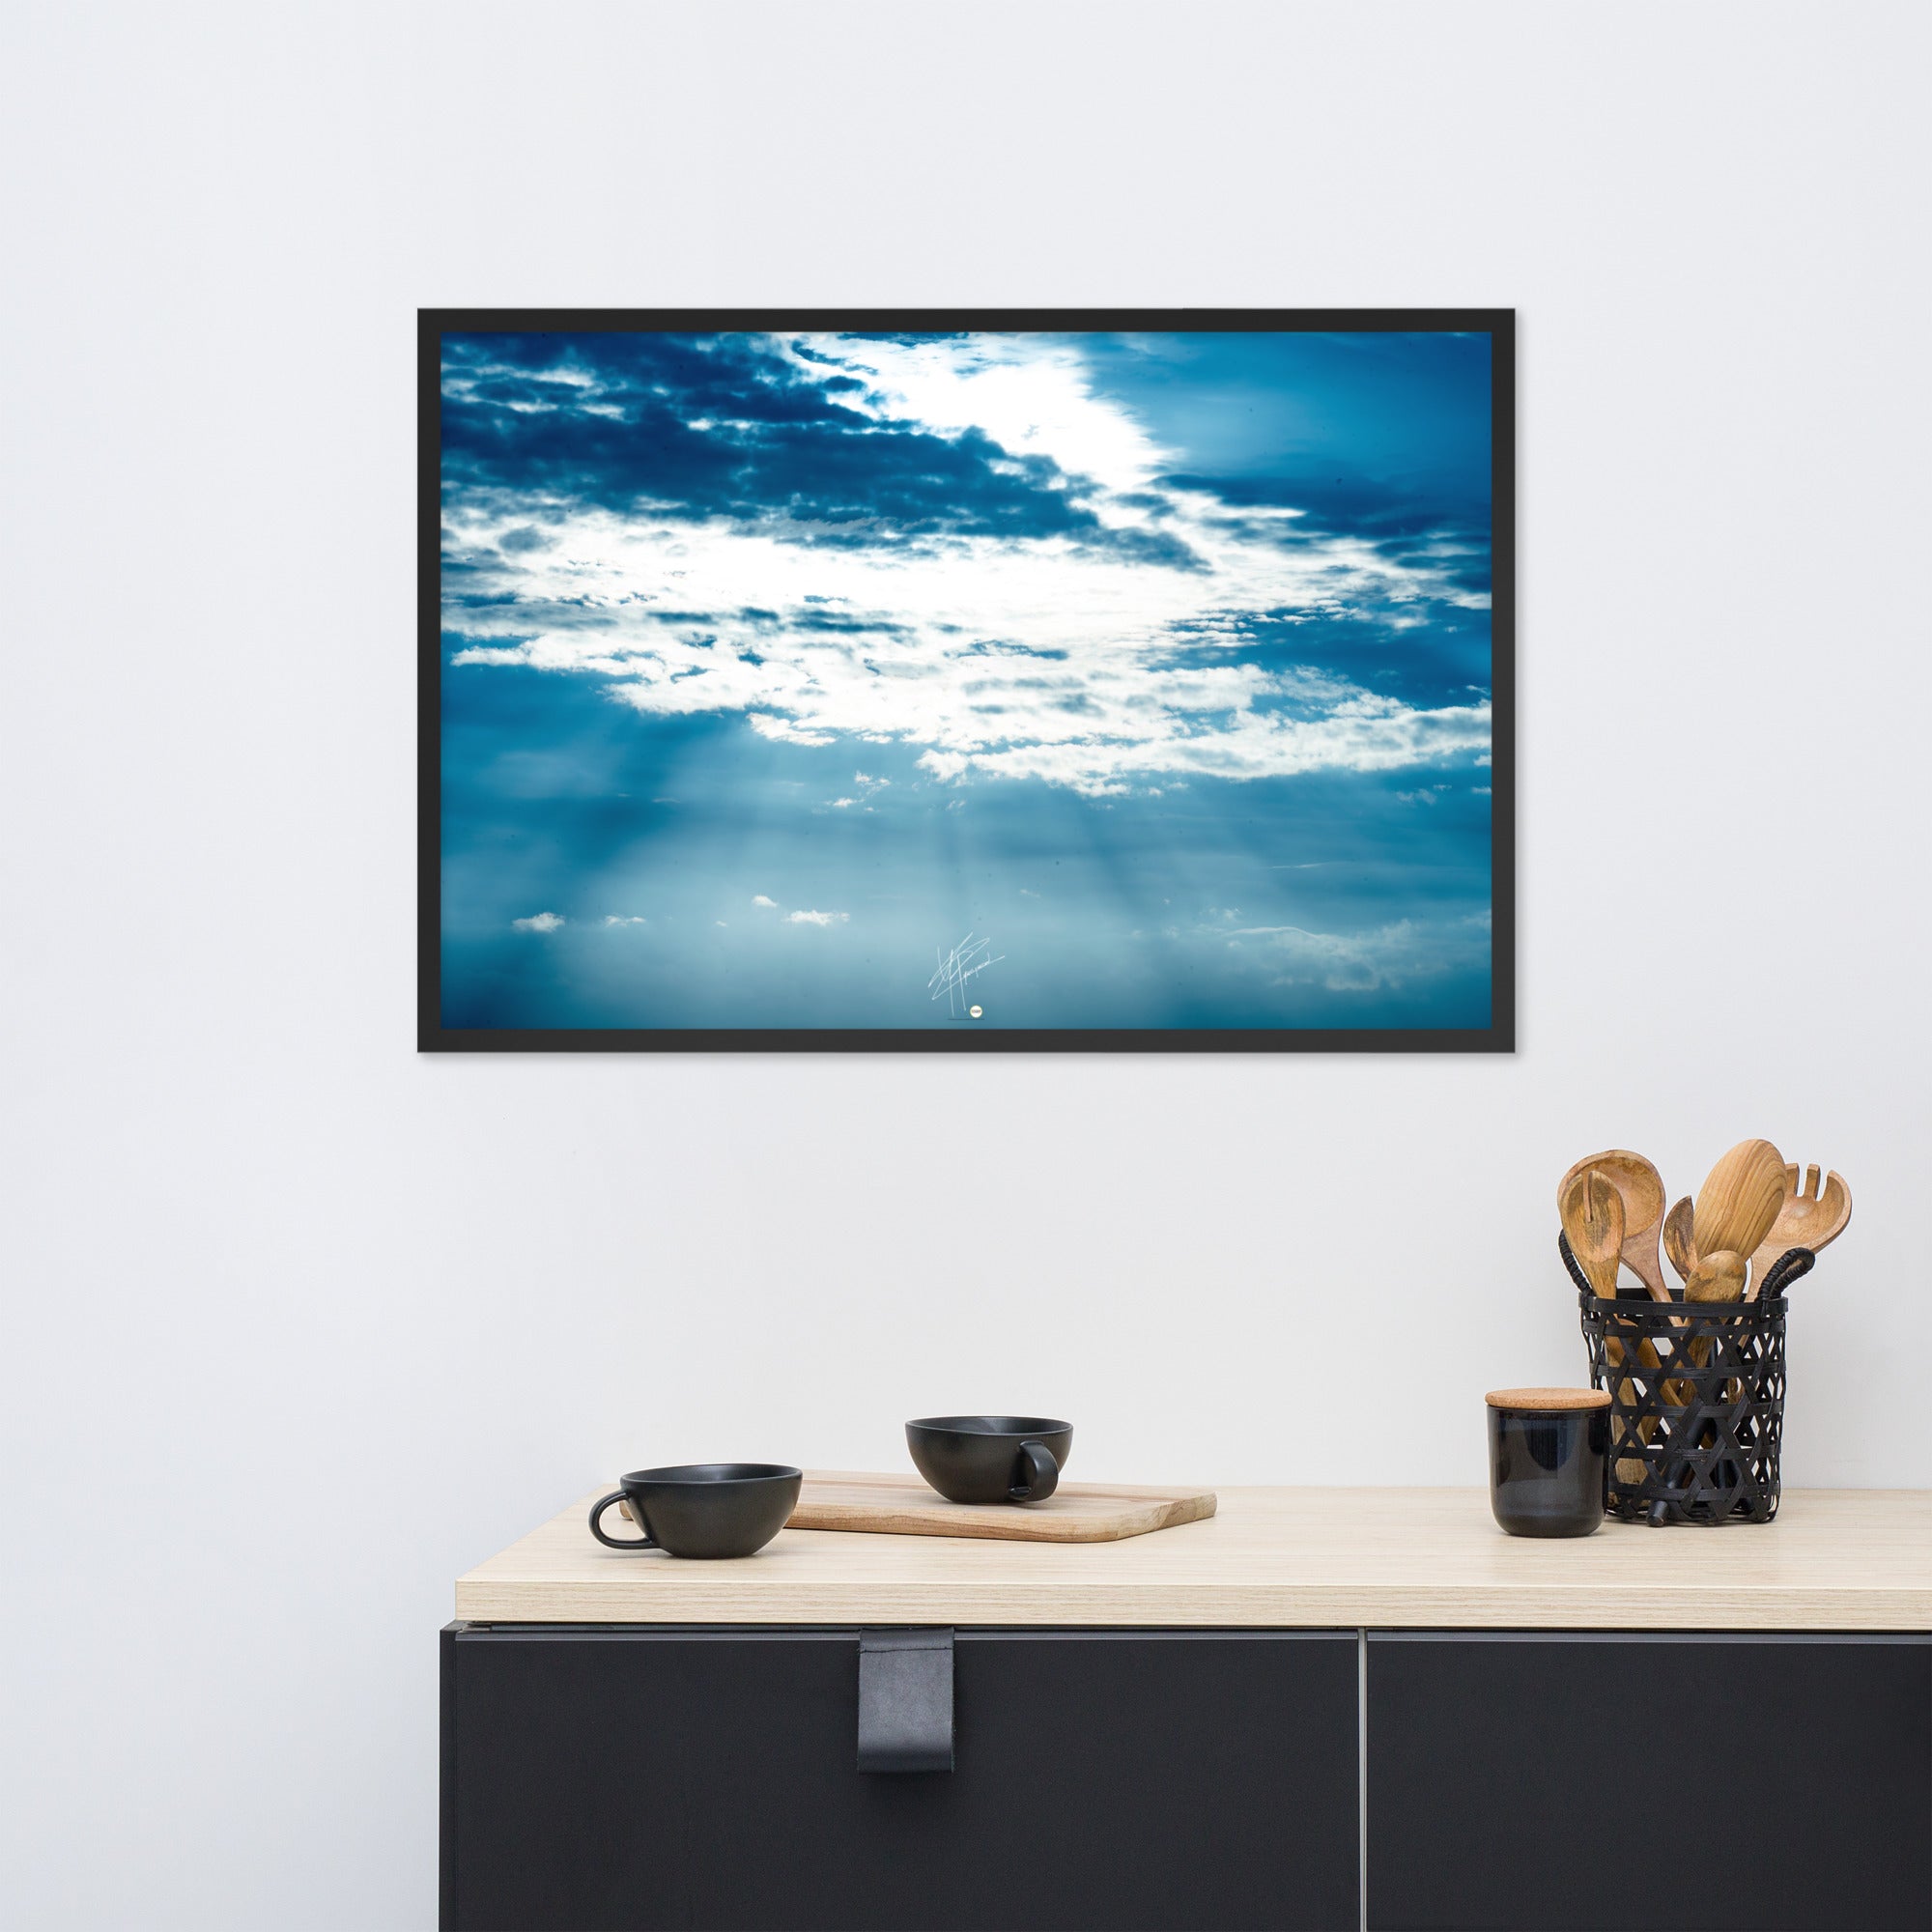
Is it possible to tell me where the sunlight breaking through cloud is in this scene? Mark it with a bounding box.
[436,325,1497,1032]
[443,333,1489,798]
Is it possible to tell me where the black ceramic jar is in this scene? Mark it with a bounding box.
[1485,1387,1609,1538]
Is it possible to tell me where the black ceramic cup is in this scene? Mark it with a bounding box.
[1486,1388,1608,1538]
[587,1463,803,1558]
[905,1416,1072,1505]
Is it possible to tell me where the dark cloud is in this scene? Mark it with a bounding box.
[1169,469,1488,546]
[778,609,914,636]
[441,332,1186,560]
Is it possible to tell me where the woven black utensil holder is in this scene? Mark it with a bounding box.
[1563,1233,1811,1526]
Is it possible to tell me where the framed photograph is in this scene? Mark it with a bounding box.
[421,309,1513,1051]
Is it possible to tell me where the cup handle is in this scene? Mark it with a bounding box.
[588,1491,657,1550]
[1009,1440,1060,1503]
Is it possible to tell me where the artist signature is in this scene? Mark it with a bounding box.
[927,933,1003,1018]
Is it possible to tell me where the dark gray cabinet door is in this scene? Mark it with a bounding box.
[443,1626,1360,1932]
[1366,1633,1932,1931]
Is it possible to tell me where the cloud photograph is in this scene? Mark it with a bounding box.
[434,323,1500,1035]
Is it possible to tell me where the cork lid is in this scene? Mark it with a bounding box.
[1485,1386,1611,1411]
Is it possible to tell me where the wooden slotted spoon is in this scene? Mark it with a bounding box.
[1559,1168,1624,1297]
[1747,1165,1852,1299]
[1556,1151,1670,1301]
[1559,1169,1650,1483]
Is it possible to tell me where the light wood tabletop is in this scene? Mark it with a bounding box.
[455,1480,1932,1631]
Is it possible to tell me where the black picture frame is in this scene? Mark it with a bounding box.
[420,307,1515,1053]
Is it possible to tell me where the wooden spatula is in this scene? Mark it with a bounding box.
[1692,1140,1787,1269]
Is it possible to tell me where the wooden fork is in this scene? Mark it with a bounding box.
[1747,1165,1851,1298]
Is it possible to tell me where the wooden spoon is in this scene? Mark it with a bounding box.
[1662,1196,1697,1285]
[1677,1247,1749,1406]
[1747,1165,1852,1299]
[1692,1140,1787,1267]
[1684,1249,1746,1304]
[1556,1151,1669,1301]
[1559,1168,1624,1296]
[1657,1196,1700,1400]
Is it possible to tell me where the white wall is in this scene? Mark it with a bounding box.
[4,2,1926,1924]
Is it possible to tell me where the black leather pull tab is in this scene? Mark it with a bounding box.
[857,1629,954,1773]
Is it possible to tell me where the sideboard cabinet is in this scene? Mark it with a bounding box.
[443,1487,1932,1931]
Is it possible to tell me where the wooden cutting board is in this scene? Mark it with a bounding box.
[785,1470,1217,1544]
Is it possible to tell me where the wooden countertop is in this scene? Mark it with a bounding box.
[455,1482,1932,1631]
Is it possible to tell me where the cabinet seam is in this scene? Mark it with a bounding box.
[1358,1627,1368,1932]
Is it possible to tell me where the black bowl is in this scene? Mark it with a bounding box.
[906,1416,1073,1505]
[588,1462,802,1558]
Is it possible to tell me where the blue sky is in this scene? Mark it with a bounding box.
[439,329,1493,1030]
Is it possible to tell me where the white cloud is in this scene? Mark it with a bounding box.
[784,330,1164,494]
[715,920,727,927]
[827,796,860,809]
[752,895,778,909]
[785,909,849,926]
[512,912,564,932]
[1217,916,1487,993]
[747,714,835,748]
[444,334,1492,797]
[603,914,647,925]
